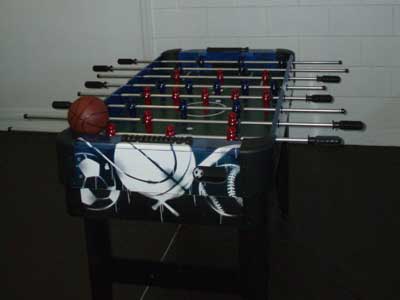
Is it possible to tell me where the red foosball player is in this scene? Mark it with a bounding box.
[261,70,270,86]
[228,112,238,127]
[106,123,117,137]
[201,88,210,115]
[171,68,181,83]
[201,88,210,106]
[227,112,239,141]
[143,87,152,105]
[231,89,240,101]
[262,88,272,108]
[172,87,180,107]
[165,125,176,137]
[143,110,153,133]
[226,126,238,141]
[216,69,224,83]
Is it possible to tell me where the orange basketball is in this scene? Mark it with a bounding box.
[68,96,109,134]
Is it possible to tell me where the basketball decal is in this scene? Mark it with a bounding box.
[114,142,196,202]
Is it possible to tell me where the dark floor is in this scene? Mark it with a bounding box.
[1,132,399,300]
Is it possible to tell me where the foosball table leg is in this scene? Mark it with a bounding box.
[83,218,113,300]
[277,142,289,220]
[238,217,269,299]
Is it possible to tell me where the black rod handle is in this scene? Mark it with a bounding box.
[118,58,137,65]
[307,94,334,103]
[85,81,107,89]
[333,121,365,131]
[317,76,341,83]
[308,136,344,145]
[52,101,71,109]
[93,65,112,72]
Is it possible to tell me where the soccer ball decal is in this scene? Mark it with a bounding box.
[76,153,120,211]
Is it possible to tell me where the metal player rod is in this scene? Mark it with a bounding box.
[5,126,343,145]
[23,114,141,122]
[23,114,364,130]
[110,116,363,130]
[77,92,330,103]
[146,75,339,83]
[120,58,343,66]
[96,66,349,74]
[96,73,340,83]
[107,104,345,114]
[92,81,326,91]
[88,81,326,95]
[51,99,341,113]
[21,113,305,126]
[116,132,343,144]
[77,91,334,103]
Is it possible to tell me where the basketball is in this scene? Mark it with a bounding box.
[68,96,109,134]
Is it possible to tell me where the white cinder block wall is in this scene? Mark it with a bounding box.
[0,0,144,132]
[150,0,400,146]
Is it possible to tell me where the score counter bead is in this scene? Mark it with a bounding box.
[165,125,176,137]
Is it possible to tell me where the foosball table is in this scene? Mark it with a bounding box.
[40,47,364,299]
